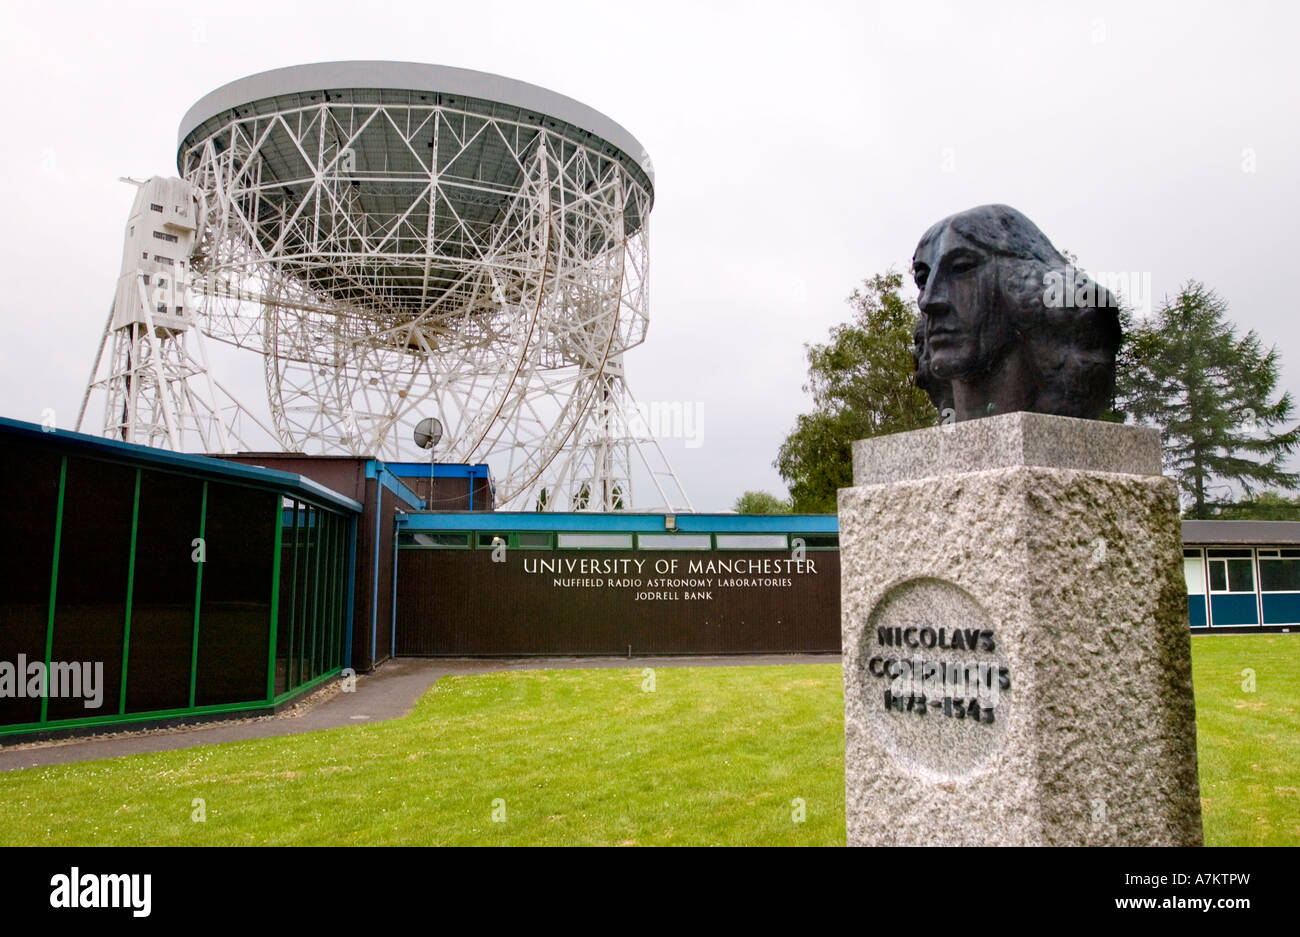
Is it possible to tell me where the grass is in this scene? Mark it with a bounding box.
[1190,633,1300,846]
[0,635,1294,845]
[0,665,844,846]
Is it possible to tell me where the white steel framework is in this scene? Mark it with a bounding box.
[78,176,277,453]
[80,63,693,512]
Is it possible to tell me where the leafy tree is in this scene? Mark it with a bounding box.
[1118,281,1300,518]
[733,490,792,514]
[1206,491,1300,521]
[775,270,936,512]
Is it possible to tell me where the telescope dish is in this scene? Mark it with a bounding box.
[81,61,694,514]
[414,417,443,450]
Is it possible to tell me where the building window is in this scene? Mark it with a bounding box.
[152,231,179,243]
[556,533,633,550]
[1258,549,1300,592]
[150,203,163,212]
[473,532,552,549]
[637,533,711,550]
[1183,548,1208,593]
[156,303,167,314]
[1207,549,1254,593]
[399,532,470,548]
[142,274,150,285]
[794,534,839,550]
[715,534,789,550]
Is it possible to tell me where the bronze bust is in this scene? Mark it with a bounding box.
[911,204,1121,422]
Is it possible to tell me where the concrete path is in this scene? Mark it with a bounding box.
[0,654,840,772]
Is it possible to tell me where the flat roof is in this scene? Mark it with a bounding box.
[0,418,362,514]
[177,60,653,192]
[383,461,492,479]
[1181,519,1300,546]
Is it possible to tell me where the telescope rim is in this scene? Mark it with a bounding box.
[177,60,654,194]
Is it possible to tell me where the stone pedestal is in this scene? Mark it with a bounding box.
[839,412,1202,846]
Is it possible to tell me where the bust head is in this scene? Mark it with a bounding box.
[911,204,1121,421]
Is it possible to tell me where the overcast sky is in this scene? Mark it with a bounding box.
[1,0,1296,511]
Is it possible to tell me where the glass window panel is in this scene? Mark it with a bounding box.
[1183,557,1206,595]
[315,508,328,679]
[307,511,322,683]
[125,469,203,714]
[516,532,552,548]
[329,513,343,672]
[478,532,507,548]
[1208,560,1227,592]
[327,512,339,678]
[274,501,298,696]
[1207,549,1252,558]
[193,482,275,707]
[0,442,63,726]
[331,517,348,671]
[715,534,789,550]
[0,439,62,722]
[313,512,332,680]
[637,534,712,550]
[47,457,136,721]
[796,535,840,550]
[297,505,316,689]
[323,513,336,674]
[288,505,302,687]
[400,532,470,547]
[1226,558,1255,593]
[556,533,634,549]
[1260,559,1300,593]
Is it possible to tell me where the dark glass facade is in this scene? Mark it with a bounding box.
[0,429,356,736]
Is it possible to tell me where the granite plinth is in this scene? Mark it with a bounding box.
[839,413,1202,846]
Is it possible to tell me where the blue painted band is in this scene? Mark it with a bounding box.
[363,459,425,509]
[396,511,838,533]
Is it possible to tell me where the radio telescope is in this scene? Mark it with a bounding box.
[78,61,692,512]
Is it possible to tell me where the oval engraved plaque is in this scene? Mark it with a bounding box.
[860,577,1011,779]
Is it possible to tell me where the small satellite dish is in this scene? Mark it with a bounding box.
[414,417,443,450]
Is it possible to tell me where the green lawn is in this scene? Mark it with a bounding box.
[0,665,844,846]
[0,635,1294,845]
[1190,633,1300,846]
